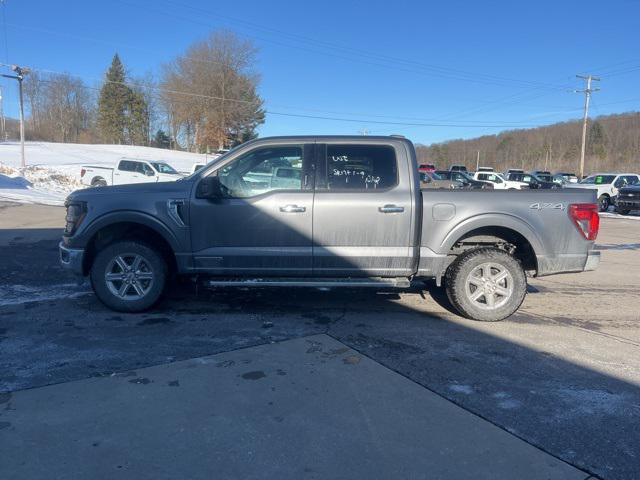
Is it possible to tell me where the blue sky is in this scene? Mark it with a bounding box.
[1,0,640,144]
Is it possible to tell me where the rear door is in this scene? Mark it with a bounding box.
[312,142,415,277]
[113,160,138,185]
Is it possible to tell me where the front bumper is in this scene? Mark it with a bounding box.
[615,199,640,209]
[59,241,85,275]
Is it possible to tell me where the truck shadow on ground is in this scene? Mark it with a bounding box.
[1,226,639,479]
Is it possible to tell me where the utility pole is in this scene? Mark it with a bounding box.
[0,85,5,140]
[476,150,480,171]
[575,74,600,179]
[2,64,30,170]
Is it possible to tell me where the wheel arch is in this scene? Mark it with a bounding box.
[81,213,179,275]
[442,215,542,273]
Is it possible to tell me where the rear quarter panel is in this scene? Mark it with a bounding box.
[419,189,598,276]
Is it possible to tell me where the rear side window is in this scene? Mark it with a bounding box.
[118,160,135,172]
[325,144,397,190]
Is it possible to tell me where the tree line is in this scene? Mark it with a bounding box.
[416,112,640,174]
[21,31,265,152]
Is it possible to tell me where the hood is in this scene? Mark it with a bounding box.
[619,184,640,193]
[67,179,192,202]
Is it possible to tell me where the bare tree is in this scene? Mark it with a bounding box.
[24,72,93,143]
[160,31,265,151]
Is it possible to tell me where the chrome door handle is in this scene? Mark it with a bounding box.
[379,204,404,213]
[279,204,306,213]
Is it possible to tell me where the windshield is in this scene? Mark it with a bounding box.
[150,162,179,174]
[580,174,615,185]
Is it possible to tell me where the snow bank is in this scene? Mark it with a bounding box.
[0,141,210,206]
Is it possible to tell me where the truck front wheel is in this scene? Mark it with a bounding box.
[445,247,527,322]
[90,241,167,312]
[597,195,610,212]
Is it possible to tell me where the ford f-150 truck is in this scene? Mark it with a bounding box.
[60,136,600,322]
[80,158,184,187]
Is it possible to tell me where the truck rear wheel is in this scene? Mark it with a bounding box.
[445,247,526,322]
[90,241,167,312]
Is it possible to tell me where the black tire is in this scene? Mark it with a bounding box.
[90,241,167,312]
[92,178,107,187]
[597,195,610,212]
[445,247,527,322]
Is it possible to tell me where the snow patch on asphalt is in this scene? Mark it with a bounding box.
[557,388,630,416]
[0,283,91,306]
[449,384,474,394]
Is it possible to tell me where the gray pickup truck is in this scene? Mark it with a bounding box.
[60,136,600,321]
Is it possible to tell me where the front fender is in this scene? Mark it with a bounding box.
[70,210,181,252]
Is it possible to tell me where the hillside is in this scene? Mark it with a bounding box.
[415,111,640,174]
[0,142,208,205]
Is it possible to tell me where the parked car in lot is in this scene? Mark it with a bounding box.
[507,172,559,190]
[504,168,524,176]
[81,159,184,187]
[419,171,462,189]
[435,170,492,189]
[418,163,436,173]
[61,135,600,322]
[472,172,528,190]
[615,183,640,215]
[554,172,579,184]
[449,164,468,172]
[571,173,640,212]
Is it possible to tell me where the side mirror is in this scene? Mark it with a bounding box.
[196,176,223,199]
[146,170,155,176]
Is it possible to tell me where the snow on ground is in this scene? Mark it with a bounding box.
[0,141,209,206]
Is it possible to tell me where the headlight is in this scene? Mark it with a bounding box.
[64,200,87,236]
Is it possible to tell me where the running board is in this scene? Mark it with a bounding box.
[205,277,411,289]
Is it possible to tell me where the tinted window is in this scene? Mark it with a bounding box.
[118,160,135,172]
[581,175,615,185]
[326,145,397,190]
[625,175,639,185]
[150,162,178,174]
[217,146,303,198]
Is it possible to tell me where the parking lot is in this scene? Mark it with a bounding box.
[1,201,639,479]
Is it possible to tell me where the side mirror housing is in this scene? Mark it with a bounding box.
[146,170,155,176]
[196,176,223,199]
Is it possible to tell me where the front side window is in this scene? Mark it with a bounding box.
[217,146,303,198]
[151,162,178,174]
[581,175,615,185]
[325,144,397,190]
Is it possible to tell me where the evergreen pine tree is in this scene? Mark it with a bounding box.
[97,54,130,144]
[152,129,171,149]
[127,89,149,145]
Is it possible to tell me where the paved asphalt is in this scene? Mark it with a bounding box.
[1,202,639,479]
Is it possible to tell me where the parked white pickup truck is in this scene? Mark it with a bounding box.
[472,172,528,190]
[571,173,640,211]
[80,158,184,187]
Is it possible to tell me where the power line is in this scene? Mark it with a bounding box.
[13,64,556,128]
[115,0,569,92]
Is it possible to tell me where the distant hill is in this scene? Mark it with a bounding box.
[415,111,640,174]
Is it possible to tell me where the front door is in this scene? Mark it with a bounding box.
[312,142,416,277]
[190,143,314,276]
